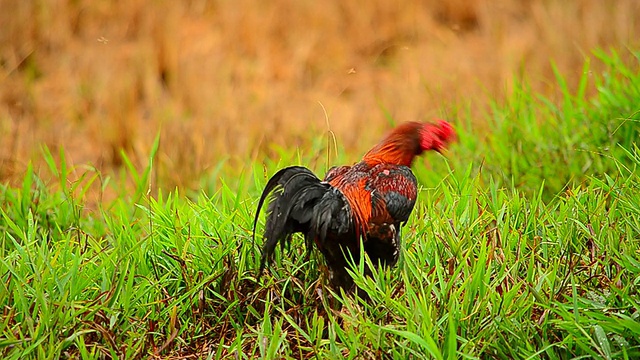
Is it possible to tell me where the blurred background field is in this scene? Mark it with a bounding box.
[1,0,639,193]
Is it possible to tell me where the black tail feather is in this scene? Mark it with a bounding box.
[253,166,330,273]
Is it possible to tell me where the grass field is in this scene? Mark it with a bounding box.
[1,49,639,359]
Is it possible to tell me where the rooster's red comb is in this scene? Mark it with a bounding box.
[420,120,456,152]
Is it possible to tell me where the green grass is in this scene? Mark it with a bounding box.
[1,50,639,359]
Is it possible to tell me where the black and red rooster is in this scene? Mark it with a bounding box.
[253,120,456,292]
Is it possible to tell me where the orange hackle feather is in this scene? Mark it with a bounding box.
[362,122,424,167]
[327,177,372,237]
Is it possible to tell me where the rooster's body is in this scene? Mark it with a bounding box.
[254,120,455,292]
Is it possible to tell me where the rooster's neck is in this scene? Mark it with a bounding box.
[361,122,422,167]
[362,150,415,167]
[362,140,420,167]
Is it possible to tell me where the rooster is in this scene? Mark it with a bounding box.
[253,120,456,292]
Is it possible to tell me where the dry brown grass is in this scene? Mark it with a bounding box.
[1,0,639,193]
